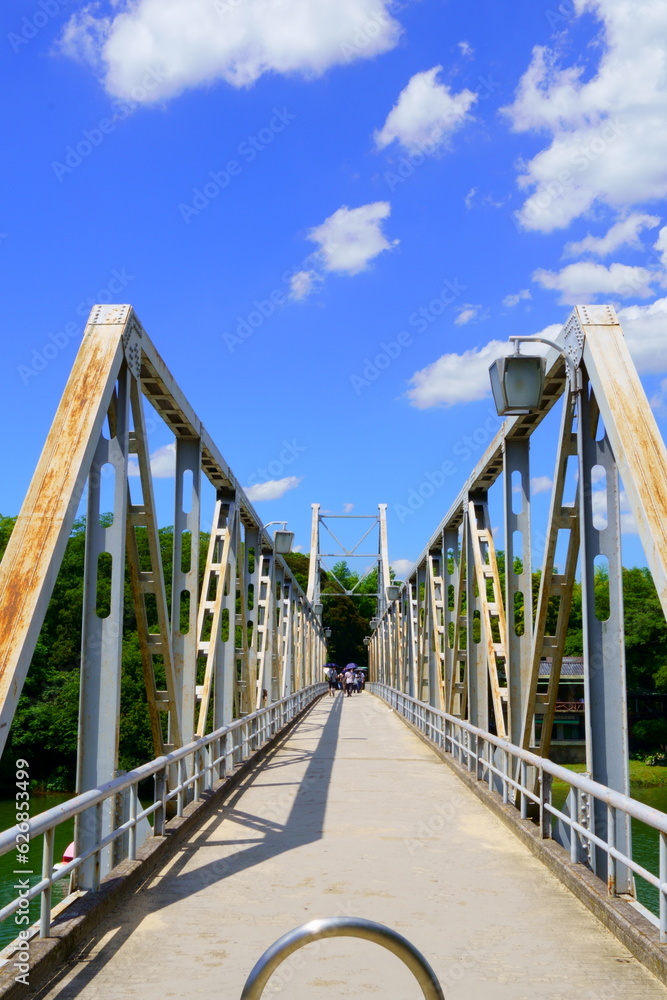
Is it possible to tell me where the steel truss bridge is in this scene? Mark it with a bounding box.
[0,303,667,997]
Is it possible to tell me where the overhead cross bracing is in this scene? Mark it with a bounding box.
[306,504,393,616]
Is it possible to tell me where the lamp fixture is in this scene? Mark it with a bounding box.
[489,335,581,417]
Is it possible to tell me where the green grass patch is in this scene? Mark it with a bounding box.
[552,760,667,808]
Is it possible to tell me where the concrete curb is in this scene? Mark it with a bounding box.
[0,695,324,1000]
[389,702,667,987]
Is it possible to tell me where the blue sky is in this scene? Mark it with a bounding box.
[2,0,667,577]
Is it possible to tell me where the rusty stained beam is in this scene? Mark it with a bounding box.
[0,307,129,757]
[580,306,667,617]
[0,303,322,766]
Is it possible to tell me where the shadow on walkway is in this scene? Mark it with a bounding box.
[36,696,344,1000]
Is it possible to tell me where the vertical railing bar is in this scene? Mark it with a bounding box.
[660,832,667,945]
[520,760,527,820]
[540,770,552,840]
[39,827,54,938]
[607,804,616,896]
[570,787,579,864]
[128,786,137,861]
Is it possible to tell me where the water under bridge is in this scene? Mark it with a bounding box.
[0,303,667,998]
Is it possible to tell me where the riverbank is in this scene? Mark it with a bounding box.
[553,760,667,798]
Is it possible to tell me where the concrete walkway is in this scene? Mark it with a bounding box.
[37,694,667,1000]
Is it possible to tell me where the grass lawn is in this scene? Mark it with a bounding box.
[552,760,667,803]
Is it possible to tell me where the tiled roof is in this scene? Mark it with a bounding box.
[538,657,584,678]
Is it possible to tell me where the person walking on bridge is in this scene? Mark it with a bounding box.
[325,665,337,696]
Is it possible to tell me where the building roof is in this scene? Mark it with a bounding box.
[538,657,584,679]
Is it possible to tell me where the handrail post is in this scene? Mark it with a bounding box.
[477,737,484,781]
[154,765,167,837]
[520,760,528,820]
[660,832,667,944]
[39,827,54,938]
[128,786,137,861]
[225,730,233,776]
[570,788,579,863]
[540,771,552,840]
[177,758,185,817]
[607,804,616,896]
[91,802,103,891]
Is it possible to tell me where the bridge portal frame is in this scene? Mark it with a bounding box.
[370,304,667,894]
[306,503,392,617]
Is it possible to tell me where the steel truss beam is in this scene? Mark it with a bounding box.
[0,305,326,889]
[369,305,667,893]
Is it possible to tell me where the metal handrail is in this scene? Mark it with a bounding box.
[241,917,445,1000]
[0,683,327,938]
[370,682,667,943]
[371,683,667,832]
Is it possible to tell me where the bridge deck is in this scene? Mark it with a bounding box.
[39,694,667,1000]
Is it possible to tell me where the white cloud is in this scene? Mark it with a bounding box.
[533,261,655,304]
[129,442,176,478]
[458,41,474,59]
[405,292,667,411]
[654,225,667,269]
[454,304,482,326]
[58,0,402,102]
[407,286,667,410]
[616,297,667,374]
[391,558,413,579]
[564,213,660,258]
[531,475,553,494]
[244,476,302,502]
[289,270,319,301]
[342,502,354,513]
[406,327,556,409]
[307,202,398,275]
[502,0,667,232]
[503,289,531,307]
[464,187,476,210]
[374,66,477,154]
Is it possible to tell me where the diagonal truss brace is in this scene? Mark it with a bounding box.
[521,390,579,756]
[468,498,507,738]
[125,377,182,753]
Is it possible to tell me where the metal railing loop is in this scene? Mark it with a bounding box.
[240,917,445,1000]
